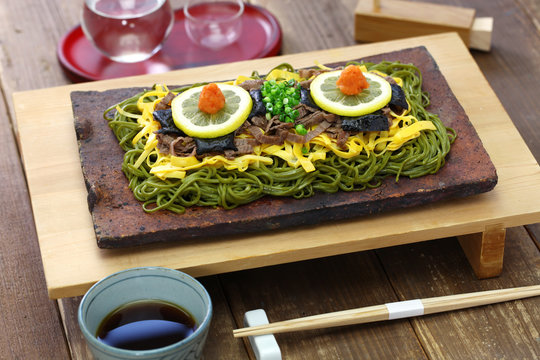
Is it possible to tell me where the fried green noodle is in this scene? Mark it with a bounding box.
[105,61,456,213]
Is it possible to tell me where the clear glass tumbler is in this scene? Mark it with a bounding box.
[81,0,174,63]
[184,0,244,50]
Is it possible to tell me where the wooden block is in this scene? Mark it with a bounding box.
[469,17,493,51]
[355,0,475,46]
[457,224,506,279]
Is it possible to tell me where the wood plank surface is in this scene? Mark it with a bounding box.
[0,0,539,359]
[221,251,428,359]
[419,0,540,164]
[252,0,359,53]
[0,61,70,360]
[378,227,540,359]
[14,33,540,299]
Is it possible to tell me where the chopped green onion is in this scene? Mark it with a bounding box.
[261,79,304,122]
[295,124,307,135]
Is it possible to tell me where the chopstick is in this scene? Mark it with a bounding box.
[233,284,540,337]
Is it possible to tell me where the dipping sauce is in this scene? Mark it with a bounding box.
[96,300,197,350]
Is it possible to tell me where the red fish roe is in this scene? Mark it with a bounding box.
[198,83,225,114]
[336,65,369,95]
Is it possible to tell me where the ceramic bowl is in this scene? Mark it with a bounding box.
[78,267,212,360]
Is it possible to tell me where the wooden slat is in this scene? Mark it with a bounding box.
[57,297,94,360]
[221,251,428,359]
[0,83,70,360]
[376,227,540,359]
[198,277,252,359]
[525,224,540,250]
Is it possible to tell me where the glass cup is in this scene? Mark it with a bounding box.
[184,0,244,50]
[78,267,213,360]
[81,0,174,63]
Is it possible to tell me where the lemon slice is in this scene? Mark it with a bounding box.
[171,84,252,138]
[310,71,392,116]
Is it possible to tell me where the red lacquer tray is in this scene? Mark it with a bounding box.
[57,4,281,82]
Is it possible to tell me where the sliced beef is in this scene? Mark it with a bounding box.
[248,125,288,145]
[234,138,258,155]
[384,76,397,86]
[238,79,265,91]
[156,133,195,156]
[154,91,176,110]
[325,124,349,149]
[265,117,294,134]
[294,103,318,119]
[298,68,331,79]
[286,132,305,144]
[296,110,338,129]
[336,129,350,148]
[305,120,332,142]
[250,115,268,129]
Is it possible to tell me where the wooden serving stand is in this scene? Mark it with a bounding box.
[355,0,493,51]
[14,33,540,299]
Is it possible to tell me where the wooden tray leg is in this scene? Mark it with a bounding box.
[457,224,506,279]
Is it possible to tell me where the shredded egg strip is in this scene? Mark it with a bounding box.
[127,72,435,180]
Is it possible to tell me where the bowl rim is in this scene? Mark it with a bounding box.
[77,266,213,356]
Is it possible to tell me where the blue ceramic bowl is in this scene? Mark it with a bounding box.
[78,267,212,360]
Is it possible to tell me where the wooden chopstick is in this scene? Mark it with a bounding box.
[233,284,540,337]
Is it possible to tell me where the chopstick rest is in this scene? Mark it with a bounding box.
[233,285,540,337]
[243,309,282,360]
[385,299,424,320]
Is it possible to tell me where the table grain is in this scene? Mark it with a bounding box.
[0,0,538,359]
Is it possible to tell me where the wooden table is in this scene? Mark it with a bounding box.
[1,0,539,358]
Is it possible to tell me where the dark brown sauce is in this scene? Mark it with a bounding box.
[96,300,197,350]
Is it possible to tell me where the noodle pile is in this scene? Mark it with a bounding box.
[105,61,456,213]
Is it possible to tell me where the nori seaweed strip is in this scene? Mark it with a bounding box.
[153,109,185,135]
[195,133,238,155]
[389,83,409,110]
[247,89,266,120]
[300,88,320,109]
[341,113,389,132]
